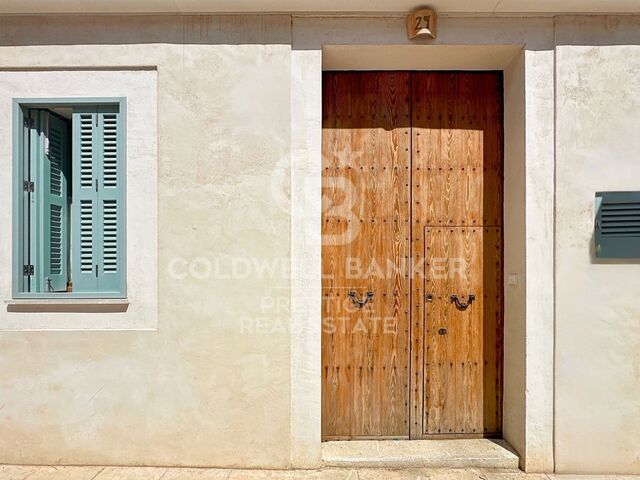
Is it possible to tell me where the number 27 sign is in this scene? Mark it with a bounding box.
[406,8,437,40]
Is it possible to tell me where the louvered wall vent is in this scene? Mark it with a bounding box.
[595,191,640,258]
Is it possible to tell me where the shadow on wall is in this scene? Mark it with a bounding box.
[0,14,638,48]
[0,15,292,46]
[554,15,640,47]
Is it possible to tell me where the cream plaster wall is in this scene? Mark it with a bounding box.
[0,15,294,468]
[290,48,322,467]
[522,47,556,473]
[0,13,558,471]
[502,51,527,468]
[554,15,640,475]
[0,12,637,475]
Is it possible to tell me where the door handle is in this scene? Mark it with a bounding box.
[348,291,374,308]
[450,294,476,311]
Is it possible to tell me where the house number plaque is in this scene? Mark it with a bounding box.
[406,8,437,40]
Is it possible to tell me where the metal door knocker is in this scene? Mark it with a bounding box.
[450,294,476,311]
[348,291,374,309]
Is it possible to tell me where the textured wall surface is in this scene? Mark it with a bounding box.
[554,15,640,475]
[0,15,293,468]
[0,12,638,474]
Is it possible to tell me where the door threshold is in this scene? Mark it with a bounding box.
[322,438,519,470]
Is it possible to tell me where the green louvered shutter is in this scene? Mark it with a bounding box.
[71,108,98,292]
[71,105,125,295]
[31,110,70,293]
[595,191,640,258]
[96,105,125,294]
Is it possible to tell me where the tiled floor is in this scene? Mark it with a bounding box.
[0,466,639,480]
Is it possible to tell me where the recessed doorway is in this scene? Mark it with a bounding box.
[321,71,504,440]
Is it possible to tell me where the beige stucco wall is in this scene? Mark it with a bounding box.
[0,12,638,474]
[554,15,640,475]
[0,15,293,468]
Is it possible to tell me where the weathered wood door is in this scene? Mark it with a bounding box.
[322,71,503,440]
[322,72,411,439]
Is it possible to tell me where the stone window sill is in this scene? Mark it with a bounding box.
[5,298,130,313]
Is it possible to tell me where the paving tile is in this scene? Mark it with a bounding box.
[228,470,357,480]
[424,471,485,480]
[2,466,639,480]
[357,468,492,480]
[26,466,104,480]
[227,471,298,480]
[357,467,443,480]
[95,467,167,480]
[309,470,359,480]
[0,466,41,480]
[358,469,544,480]
[160,468,232,480]
[548,476,639,480]
[471,470,546,480]
[324,470,361,480]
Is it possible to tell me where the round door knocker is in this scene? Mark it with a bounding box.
[348,291,374,309]
[450,294,476,311]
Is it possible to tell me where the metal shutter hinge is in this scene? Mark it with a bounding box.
[23,181,34,193]
[23,265,34,276]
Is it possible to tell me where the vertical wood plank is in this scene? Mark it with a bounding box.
[321,72,411,439]
[413,72,503,437]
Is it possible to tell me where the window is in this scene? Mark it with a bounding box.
[13,99,126,298]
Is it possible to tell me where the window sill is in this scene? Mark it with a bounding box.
[5,298,129,313]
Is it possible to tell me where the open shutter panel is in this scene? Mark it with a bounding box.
[27,109,45,293]
[96,105,125,294]
[71,105,125,295]
[38,112,70,292]
[71,108,99,293]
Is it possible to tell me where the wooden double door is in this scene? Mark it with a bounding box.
[321,72,503,440]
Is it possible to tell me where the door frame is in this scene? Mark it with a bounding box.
[290,42,555,472]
